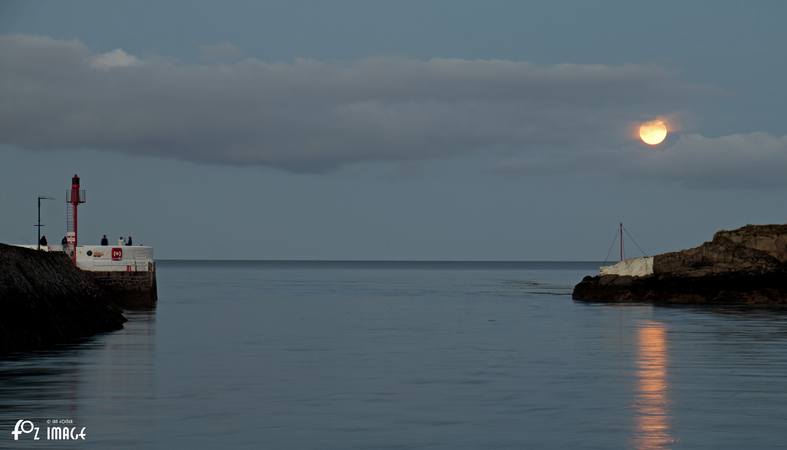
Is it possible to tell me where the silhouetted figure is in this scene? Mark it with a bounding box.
[101,234,109,246]
[39,235,48,246]
[126,235,133,246]
[61,236,67,246]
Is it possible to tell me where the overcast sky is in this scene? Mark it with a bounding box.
[1,0,786,259]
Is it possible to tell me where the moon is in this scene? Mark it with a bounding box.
[639,120,668,145]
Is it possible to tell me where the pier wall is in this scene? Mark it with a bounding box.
[89,266,157,309]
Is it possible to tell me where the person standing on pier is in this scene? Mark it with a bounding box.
[101,234,108,246]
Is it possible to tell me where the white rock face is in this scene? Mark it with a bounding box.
[600,257,654,277]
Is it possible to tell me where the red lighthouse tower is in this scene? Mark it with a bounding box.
[66,174,86,264]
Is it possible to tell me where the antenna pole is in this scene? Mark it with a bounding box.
[37,197,41,251]
[36,196,53,250]
[619,222,624,261]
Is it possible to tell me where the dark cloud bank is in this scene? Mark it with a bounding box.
[2,35,785,187]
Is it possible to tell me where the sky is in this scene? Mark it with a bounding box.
[1,0,786,260]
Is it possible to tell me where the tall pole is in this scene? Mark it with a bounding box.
[620,222,624,262]
[37,197,41,250]
[36,196,53,250]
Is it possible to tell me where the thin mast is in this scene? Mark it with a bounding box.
[36,196,52,250]
[37,197,41,250]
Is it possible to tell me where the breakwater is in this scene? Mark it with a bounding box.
[0,243,126,353]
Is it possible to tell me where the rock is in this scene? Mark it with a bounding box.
[0,243,126,353]
[573,224,787,305]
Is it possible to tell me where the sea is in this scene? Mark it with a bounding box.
[1,261,787,449]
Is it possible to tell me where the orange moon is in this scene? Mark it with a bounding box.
[639,120,668,145]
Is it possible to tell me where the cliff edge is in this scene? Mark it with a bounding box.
[573,224,787,304]
[0,243,126,353]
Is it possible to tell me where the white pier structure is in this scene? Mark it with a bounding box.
[75,245,155,272]
[16,244,154,273]
[599,256,654,277]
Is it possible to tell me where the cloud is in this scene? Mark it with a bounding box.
[1,34,711,175]
[495,132,787,188]
[91,48,140,69]
[634,132,787,188]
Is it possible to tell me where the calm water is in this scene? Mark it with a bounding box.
[2,261,787,449]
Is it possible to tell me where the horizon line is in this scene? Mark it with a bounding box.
[158,258,607,263]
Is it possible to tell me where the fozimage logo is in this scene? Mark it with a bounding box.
[11,419,87,441]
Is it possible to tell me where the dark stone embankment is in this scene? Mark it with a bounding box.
[0,243,126,353]
[573,224,787,305]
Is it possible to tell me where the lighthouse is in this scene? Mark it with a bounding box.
[65,174,86,264]
[12,174,157,307]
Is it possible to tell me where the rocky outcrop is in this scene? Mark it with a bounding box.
[573,224,787,305]
[0,243,126,353]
